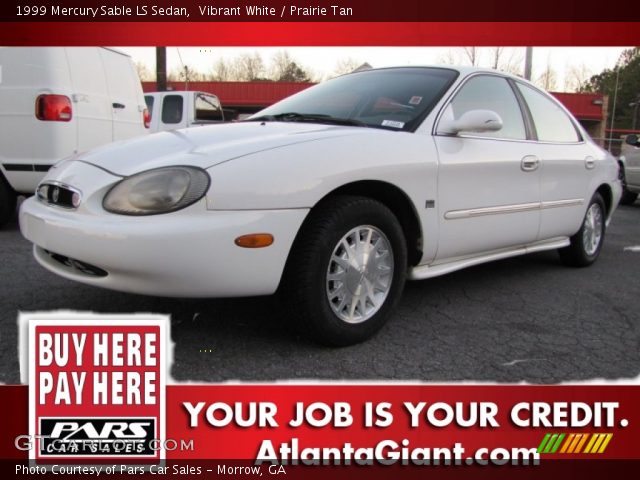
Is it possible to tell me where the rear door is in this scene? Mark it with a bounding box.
[100,49,145,141]
[66,48,113,151]
[514,82,594,240]
[0,48,78,193]
[434,74,541,260]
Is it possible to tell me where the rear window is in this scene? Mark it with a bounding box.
[516,83,581,143]
[162,95,183,124]
[195,93,223,122]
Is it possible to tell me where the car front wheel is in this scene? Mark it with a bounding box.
[558,192,606,267]
[281,195,407,346]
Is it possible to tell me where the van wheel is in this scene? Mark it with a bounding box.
[281,196,407,346]
[0,178,17,227]
[558,193,605,267]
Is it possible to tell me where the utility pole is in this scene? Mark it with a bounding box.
[524,47,533,80]
[608,66,620,152]
[156,47,167,91]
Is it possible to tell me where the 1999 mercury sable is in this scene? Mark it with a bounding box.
[20,67,622,345]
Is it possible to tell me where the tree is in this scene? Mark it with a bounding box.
[534,55,558,91]
[167,65,207,83]
[135,61,154,82]
[438,49,460,65]
[270,51,290,79]
[491,47,504,69]
[463,47,481,66]
[333,57,361,76]
[439,47,521,73]
[564,64,592,92]
[491,47,523,76]
[278,62,310,82]
[535,67,558,91]
[581,48,640,130]
[270,51,310,82]
[210,58,232,81]
[230,52,266,81]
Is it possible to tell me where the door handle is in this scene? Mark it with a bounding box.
[585,156,596,170]
[112,102,125,109]
[521,155,540,172]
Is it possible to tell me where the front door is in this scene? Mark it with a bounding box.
[433,74,541,261]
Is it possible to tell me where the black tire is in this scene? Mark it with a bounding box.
[558,193,606,267]
[281,195,407,346]
[0,176,17,228]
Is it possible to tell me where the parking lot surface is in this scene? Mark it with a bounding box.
[1,203,639,384]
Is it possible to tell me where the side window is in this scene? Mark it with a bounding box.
[195,94,223,122]
[446,75,526,140]
[144,95,154,118]
[516,83,581,143]
[162,95,183,124]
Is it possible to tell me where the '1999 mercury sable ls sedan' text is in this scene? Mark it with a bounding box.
[19,67,622,345]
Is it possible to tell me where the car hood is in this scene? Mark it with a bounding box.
[77,122,372,177]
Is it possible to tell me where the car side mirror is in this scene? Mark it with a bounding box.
[625,134,639,146]
[438,109,503,135]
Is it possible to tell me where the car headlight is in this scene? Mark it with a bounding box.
[103,166,210,215]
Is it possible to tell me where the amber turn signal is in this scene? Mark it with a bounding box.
[234,233,274,248]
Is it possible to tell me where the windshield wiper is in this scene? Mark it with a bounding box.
[246,112,368,128]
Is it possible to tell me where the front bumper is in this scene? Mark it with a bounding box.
[19,196,308,298]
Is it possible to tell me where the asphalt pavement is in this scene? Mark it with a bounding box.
[1,202,639,384]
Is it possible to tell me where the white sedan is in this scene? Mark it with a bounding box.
[20,66,622,345]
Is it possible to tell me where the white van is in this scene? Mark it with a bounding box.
[0,47,149,226]
[144,91,225,133]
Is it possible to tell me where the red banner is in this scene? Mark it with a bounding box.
[0,21,639,46]
[2,0,640,22]
[3,384,640,477]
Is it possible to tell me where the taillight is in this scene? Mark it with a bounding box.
[143,108,151,128]
[35,94,73,122]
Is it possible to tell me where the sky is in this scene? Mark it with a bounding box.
[119,46,630,91]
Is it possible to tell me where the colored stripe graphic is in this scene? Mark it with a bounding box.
[597,434,614,453]
[537,433,551,454]
[544,434,559,453]
[574,433,589,453]
[539,433,613,454]
[584,434,599,453]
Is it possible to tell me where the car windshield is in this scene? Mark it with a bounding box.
[247,67,458,132]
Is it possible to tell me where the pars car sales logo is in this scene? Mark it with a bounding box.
[23,314,167,463]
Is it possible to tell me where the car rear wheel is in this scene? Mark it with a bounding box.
[558,193,606,267]
[0,177,17,228]
[281,195,407,346]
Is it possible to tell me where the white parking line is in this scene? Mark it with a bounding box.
[623,246,640,252]
[501,359,546,367]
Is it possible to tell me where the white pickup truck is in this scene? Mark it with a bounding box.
[144,91,225,133]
